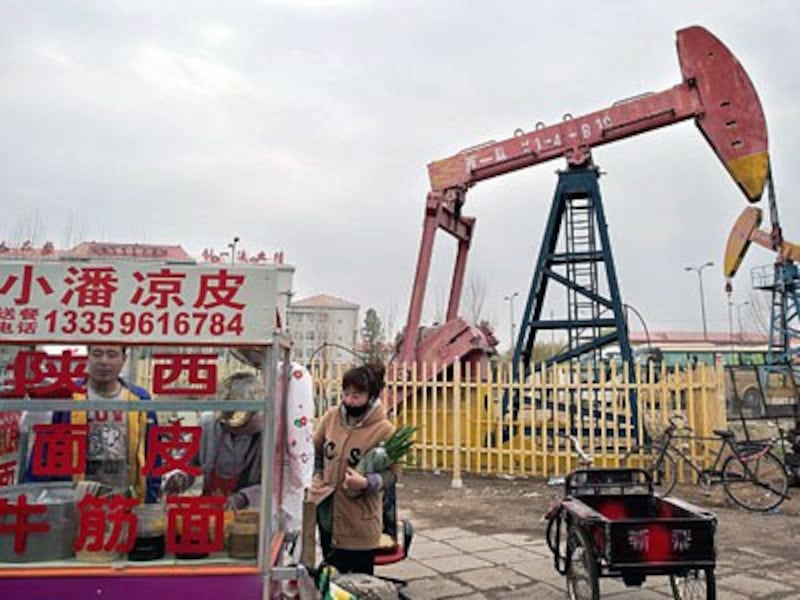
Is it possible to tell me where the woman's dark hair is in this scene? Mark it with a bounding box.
[342,363,386,399]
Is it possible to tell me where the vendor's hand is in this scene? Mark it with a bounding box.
[225,492,248,510]
[161,469,190,496]
[343,467,368,493]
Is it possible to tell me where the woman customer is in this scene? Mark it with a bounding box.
[308,363,396,575]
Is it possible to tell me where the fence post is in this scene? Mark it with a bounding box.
[452,359,463,488]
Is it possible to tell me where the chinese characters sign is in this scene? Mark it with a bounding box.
[0,262,277,344]
[1,421,227,555]
[1,493,225,555]
[29,422,200,478]
[2,349,218,396]
[0,412,19,488]
[3,349,87,397]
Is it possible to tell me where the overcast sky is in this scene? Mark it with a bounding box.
[1,1,798,349]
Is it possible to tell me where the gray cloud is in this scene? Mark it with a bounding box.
[1,1,797,346]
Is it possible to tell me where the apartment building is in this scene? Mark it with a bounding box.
[288,294,359,363]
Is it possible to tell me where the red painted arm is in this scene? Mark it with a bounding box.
[428,26,768,203]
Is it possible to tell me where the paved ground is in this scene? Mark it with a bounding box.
[375,471,800,599]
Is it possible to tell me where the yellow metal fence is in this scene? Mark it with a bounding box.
[309,361,727,482]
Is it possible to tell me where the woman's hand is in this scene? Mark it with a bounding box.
[343,467,368,492]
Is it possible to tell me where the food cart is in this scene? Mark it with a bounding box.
[0,255,307,599]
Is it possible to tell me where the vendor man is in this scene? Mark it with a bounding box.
[21,345,159,502]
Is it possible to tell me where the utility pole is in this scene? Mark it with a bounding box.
[736,300,751,338]
[685,261,714,339]
[503,292,519,353]
[228,236,240,265]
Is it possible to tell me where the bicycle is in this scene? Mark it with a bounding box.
[622,415,790,512]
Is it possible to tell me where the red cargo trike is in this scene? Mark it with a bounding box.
[546,468,717,599]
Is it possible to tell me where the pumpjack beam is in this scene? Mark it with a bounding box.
[427,26,768,201]
[396,26,769,375]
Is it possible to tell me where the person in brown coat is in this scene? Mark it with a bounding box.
[308,363,396,575]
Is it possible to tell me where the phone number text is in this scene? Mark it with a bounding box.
[43,310,244,337]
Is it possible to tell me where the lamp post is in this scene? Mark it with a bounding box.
[736,300,751,338]
[503,292,519,352]
[727,296,735,357]
[280,289,295,332]
[684,261,714,339]
[228,236,240,265]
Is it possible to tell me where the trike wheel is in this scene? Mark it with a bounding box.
[669,567,715,600]
[566,527,599,600]
[722,451,788,512]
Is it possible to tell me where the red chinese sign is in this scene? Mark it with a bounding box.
[0,261,277,344]
[2,493,237,557]
[3,350,87,397]
[0,412,19,455]
[166,496,226,555]
[29,421,203,479]
[31,424,88,477]
[74,494,138,553]
[0,494,49,553]
[0,412,19,488]
[0,460,16,487]
[143,422,203,477]
[152,353,218,395]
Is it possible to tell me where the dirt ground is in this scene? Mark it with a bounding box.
[397,470,800,562]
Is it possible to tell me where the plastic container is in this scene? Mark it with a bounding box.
[128,503,166,561]
[0,482,78,563]
[228,510,259,559]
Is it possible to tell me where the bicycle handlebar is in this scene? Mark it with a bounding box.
[667,413,692,432]
[556,431,593,465]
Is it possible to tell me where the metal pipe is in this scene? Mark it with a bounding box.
[259,341,278,599]
[503,292,519,352]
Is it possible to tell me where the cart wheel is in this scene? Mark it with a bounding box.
[669,568,715,600]
[566,527,599,600]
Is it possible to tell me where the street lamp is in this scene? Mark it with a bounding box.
[228,236,240,265]
[503,292,520,352]
[736,300,751,338]
[280,289,295,332]
[684,261,714,339]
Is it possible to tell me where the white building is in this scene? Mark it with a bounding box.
[288,294,359,363]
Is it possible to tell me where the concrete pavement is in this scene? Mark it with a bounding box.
[376,525,800,599]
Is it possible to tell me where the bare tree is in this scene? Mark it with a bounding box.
[384,301,398,343]
[431,284,447,325]
[746,289,770,335]
[463,272,488,323]
[62,209,75,248]
[8,210,46,246]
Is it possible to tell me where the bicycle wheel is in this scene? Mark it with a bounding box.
[722,451,788,512]
[622,446,678,496]
[566,527,599,600]
[670,568,715,600]
[651,450,678,496]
